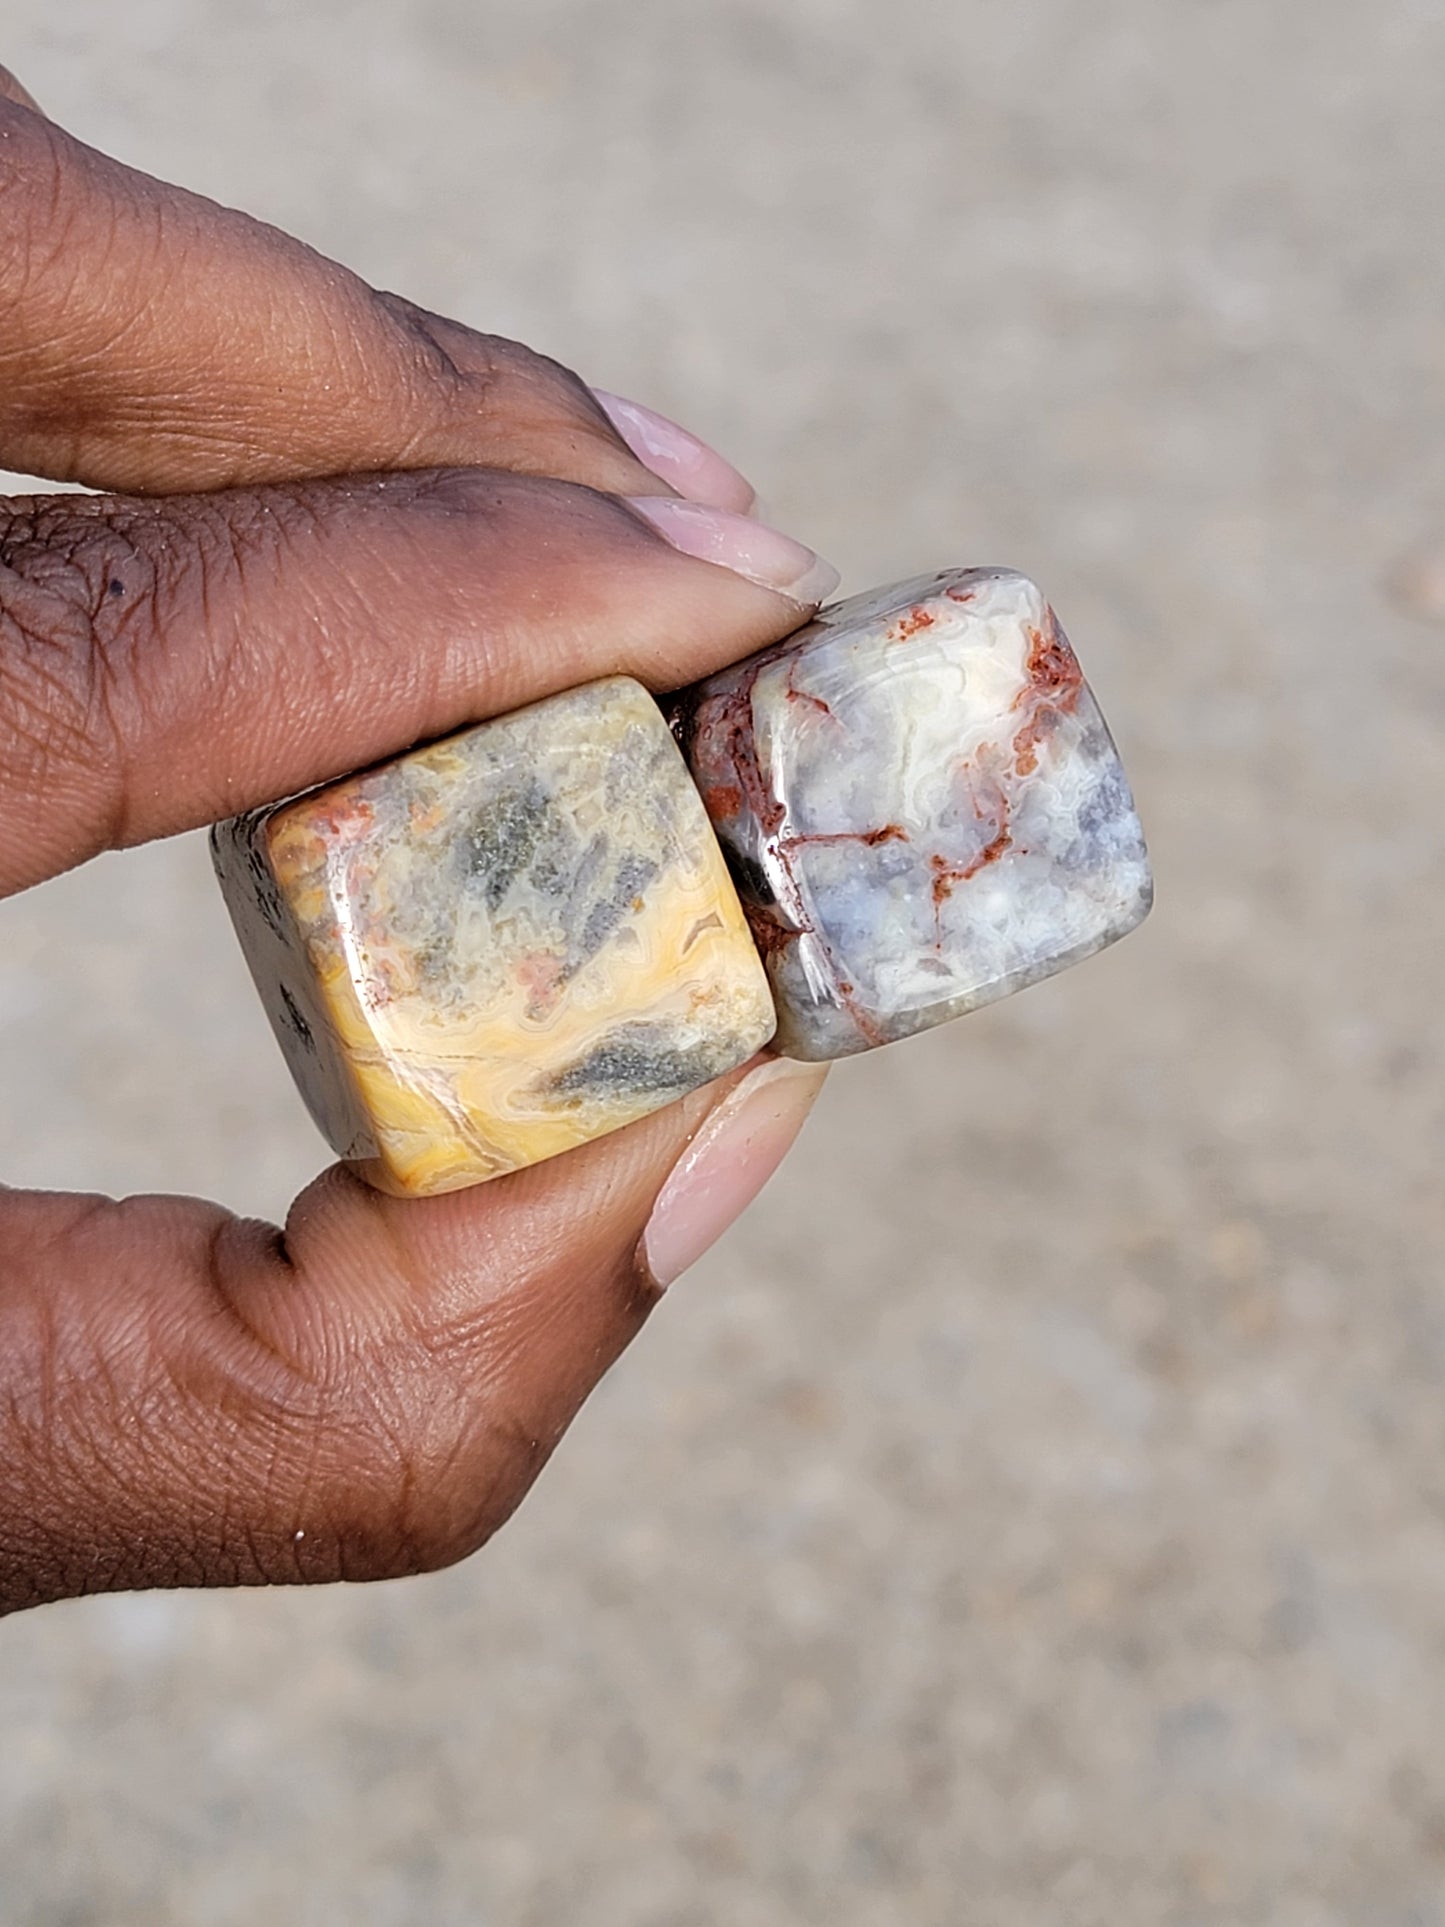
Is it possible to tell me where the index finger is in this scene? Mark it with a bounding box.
[0,87,652,496]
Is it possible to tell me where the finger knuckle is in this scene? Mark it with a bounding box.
[371,294,622,460]
[0,502,137,844]
[0,494,283,859]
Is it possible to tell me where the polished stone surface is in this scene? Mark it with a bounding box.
[675,569,1152,1059]
[212,677,774,1194]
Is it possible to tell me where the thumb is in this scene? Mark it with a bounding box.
[0,1055,825,1612]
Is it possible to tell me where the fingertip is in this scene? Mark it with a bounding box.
[0,66,45,115]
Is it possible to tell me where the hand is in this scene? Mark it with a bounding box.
[0,67,831,1615]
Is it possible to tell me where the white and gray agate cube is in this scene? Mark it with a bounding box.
[670,568,1152,1061]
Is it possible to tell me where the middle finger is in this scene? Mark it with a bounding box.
[0,470,837,897]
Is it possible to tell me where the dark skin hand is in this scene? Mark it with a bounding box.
[0,66,830,1615]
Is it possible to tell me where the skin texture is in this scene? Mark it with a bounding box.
[0,66,827,1615]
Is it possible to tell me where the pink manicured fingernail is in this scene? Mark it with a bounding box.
[640,1058,829,1289]
[592,389,758,516]
[624,496,841,607]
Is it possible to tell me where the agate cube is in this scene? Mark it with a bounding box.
[212,677,775,1195]
[671,568,1152,1061]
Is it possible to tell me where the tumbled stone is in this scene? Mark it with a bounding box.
[212,677,775,1195]
[670,568,1152,1061]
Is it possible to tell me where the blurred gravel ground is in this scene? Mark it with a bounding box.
[1,3,1443,1922]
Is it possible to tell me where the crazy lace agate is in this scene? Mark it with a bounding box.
[212,677,774,1195]
[213,570,1150,1193]
[670,568,1152,1061]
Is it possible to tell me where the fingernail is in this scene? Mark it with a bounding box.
[592,389,758,516]
[640,1057,829,1289]
[624,496,841,607]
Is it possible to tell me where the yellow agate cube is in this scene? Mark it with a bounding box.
[211,678,776,1196]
